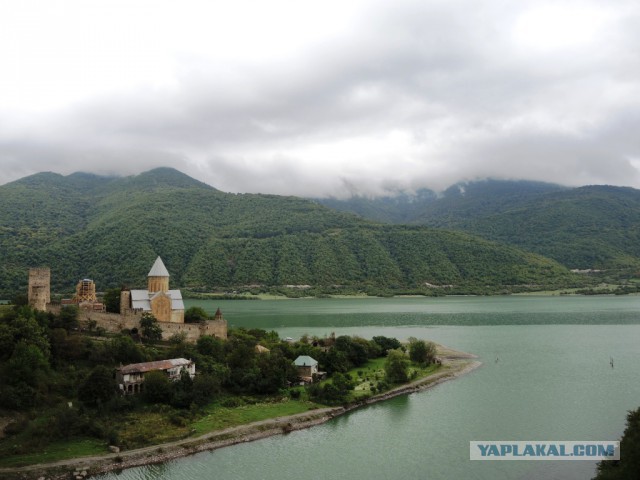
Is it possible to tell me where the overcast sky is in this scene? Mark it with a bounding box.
[1,0,639,197]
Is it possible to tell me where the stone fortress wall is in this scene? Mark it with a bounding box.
[46,305,228,342]
[35,258,227,342]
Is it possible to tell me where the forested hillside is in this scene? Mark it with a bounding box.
[317,180,640,270]
[0,169,578,297]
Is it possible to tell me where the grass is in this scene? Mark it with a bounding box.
[319,356,443,400]
[0,438,107,468]
[347,357,387,398]
[191,399,319,435]
[0,397,320,468]
[117,411,192,449]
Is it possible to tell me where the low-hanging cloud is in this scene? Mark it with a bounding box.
[1,0,639,197]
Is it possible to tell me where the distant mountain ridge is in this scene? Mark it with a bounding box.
[317,180,567,224]
[0,169,575,297]
[316,179,640,270]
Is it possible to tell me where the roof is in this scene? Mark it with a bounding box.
[148,256,170,277]
[294,355,318,367]
[130,289,184,311]
[118,358,192,374]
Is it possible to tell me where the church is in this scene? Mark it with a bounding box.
[29,256,227,341]
[120,257,185,323]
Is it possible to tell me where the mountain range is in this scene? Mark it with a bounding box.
[0,168,577,297]
[317,179,640,271]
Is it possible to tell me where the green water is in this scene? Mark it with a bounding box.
[98,296,640,480]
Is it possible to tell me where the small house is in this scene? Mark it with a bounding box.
[116,358,195,395]
[294,355,318,379]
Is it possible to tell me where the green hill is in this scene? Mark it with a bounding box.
[0,169,578,297]
[453,185,640,270]
[317,180,640,270]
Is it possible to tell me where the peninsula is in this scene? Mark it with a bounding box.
[0,344,480,480]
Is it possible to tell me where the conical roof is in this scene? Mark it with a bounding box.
[148,256,170,277]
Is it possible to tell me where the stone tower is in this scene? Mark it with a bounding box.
[120,289,131,314]
[147,257,170,293]
[28,267,50,311]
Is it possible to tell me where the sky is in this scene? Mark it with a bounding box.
[1,0,639,198]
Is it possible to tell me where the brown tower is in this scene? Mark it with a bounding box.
[28,268,50,311]
[147,257,170,293]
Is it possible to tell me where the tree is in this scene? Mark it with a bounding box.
[1,341,50,409]
[171,369,194,409]
[184,306,209,323]
[103,288,121,314]
[334,335,368,367]
[319,348,349,374]
[78,366,116,407]
[109,335,145,364]
[332,372,356,395]
[0,307,51,360]
[308,372,355,405]
[192,373,222,406]
[254,351,297,394]
[372,336,403,354]
[6,341,50,387]
[593,407,640,480]
[384,348,409,384]
[10,293,29,306]
[142,370,172,404]
[140,313,163,341]
[54,305,79,331]
[197,335,225,362]
[409,340,437,366]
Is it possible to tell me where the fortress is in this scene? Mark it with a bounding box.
[29,258,227,342]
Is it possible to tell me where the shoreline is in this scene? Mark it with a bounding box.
[0,350,481,480]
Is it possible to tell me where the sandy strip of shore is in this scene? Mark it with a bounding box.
[0,349,481,480]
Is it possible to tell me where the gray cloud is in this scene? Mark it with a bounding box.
[1,0,639,197]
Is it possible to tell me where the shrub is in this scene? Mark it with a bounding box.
[221,397,245,408]
[409,339,437,366]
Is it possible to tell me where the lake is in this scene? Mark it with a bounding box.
[97,295,640,480]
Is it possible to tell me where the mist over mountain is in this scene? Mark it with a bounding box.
[316,179,640,270]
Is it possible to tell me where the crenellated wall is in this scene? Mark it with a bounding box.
[47,305,227,342]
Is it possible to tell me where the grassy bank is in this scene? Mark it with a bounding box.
[0,398,321,468]
[192,399,320,435]
[0,438,106,469]
[343,357,441,399]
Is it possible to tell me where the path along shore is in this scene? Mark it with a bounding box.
[1,348,481,480]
